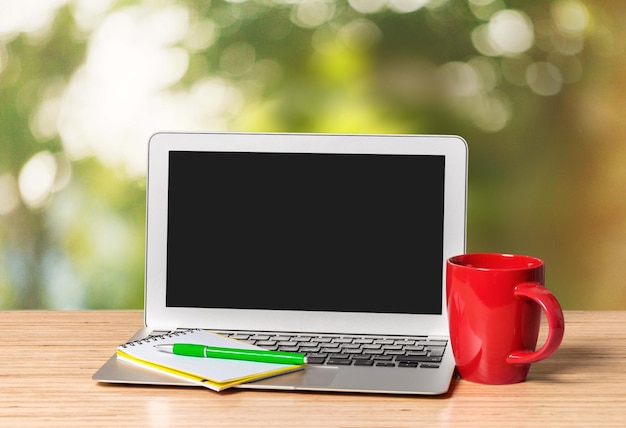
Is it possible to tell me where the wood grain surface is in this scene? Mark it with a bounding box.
[1,310,625,427]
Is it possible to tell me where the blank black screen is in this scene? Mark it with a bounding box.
[165,151,445,314]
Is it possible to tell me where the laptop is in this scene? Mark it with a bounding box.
[93,132,468,395]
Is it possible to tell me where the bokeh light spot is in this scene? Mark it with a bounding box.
[487,10,534,55]
[292,0,335,28]
[348,0,387,14]
[551,0,589,36]
[526,61,563,96]
[18,151,57,210]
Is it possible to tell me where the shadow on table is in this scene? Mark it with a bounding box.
[527,343,603,382]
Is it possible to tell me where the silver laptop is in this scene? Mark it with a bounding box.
[94,132,467,395]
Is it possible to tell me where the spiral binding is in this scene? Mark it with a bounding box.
[120,328,201,348]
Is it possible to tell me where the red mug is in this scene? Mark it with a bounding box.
[446,253,565,384]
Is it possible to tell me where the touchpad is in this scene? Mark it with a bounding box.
[298,366,339,387]
[246,366,339,388]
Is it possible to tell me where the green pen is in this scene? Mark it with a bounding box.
[154,343,307,365]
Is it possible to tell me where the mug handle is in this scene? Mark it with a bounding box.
[506,282,565,365]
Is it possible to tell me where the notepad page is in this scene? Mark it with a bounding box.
[116,329,303,390]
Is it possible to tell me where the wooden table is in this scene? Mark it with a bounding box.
[1,311,625,427]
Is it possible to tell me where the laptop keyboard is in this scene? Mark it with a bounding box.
[209,330,447,369]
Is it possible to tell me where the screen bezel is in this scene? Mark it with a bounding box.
[144,132,467,336]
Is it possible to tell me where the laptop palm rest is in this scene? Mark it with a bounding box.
[240,364,452,394]
[241,366,340,389]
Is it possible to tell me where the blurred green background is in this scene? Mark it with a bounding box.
[1,0,624,310]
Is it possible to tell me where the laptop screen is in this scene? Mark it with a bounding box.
[165,150,445,315]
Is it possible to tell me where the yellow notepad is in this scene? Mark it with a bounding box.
[116,329,304,391]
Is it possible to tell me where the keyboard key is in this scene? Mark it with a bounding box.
[428,348,445,357]
[250,334,270,340]
[307,353,329,359]
[341,343,361,349]
[332,338,353,344]
[363,349,384,355]
[372,355,393,361]
[361,344,382,349]
[329,353,350,360]
[418,340,448,347]
[311,337,332,343]
[352,355,372,361]
[328,359,352,365]
[420,363,441,369]
[279,346,300,352]
[383,350,406,355]
[272,336,292,341]
[405,345,425,351]
[382,345,403,351]
[396,355,442,363]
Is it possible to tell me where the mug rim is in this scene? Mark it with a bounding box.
[447,253,543,270]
